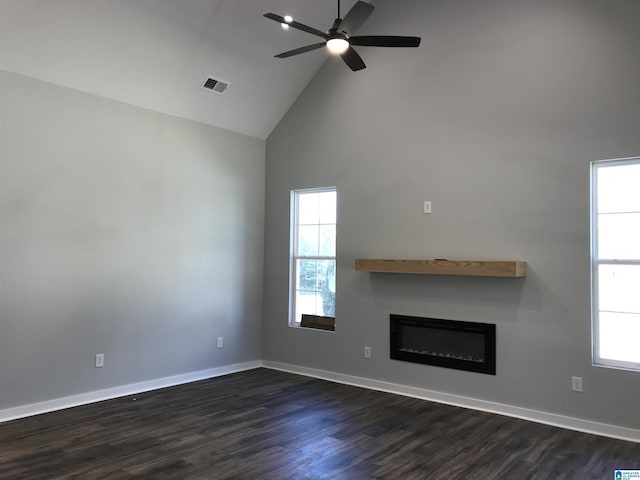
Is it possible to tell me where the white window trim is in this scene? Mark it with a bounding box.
[591,156,640,371]
[289,186,337,329]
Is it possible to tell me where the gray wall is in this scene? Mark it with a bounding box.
[0,70,264,409]
[264,0,640,429]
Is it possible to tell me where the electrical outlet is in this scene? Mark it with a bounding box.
[571,376,583,392]
[423,201,432,214]
[95,353,104,368]
[364,346,372,359]
[217,337,223,349]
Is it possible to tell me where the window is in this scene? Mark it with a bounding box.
[591,157,640,370]
[290,187,336,327]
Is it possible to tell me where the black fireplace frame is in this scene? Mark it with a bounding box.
[390,314,496,375]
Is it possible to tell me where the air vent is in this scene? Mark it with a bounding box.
[202,77,229,95]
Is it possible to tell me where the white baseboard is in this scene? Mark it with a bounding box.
[4,359,638,444]
[0,360,261,424]
[262,360,640,444]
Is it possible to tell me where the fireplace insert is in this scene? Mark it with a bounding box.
[390,314,496,375]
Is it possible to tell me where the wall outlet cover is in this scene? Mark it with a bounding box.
[571,376,583,392]
[95,353,105,368]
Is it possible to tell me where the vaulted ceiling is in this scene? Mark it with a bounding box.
[0,0,365,139]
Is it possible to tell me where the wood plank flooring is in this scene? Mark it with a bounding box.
[0,368,638,479]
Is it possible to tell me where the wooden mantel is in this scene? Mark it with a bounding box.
[354,259,526,278]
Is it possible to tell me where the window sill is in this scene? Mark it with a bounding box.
[290,324,335,333]
[594,360,640,373]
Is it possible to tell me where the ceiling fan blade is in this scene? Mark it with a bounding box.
[338,1,375,35]
[340,46,366,71]
[350,36,422,47]
[275,42,326,58]
[263,13,329,39]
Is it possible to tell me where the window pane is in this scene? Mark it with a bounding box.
[317,259,335,317]
[298,193,320,225]
[319,225,336,256]
[295,290,320,323]
[298,225,319,256]
[297,259,317,290]
[319,190,337,224]
[599,311,640,363]
[320,291,335,317]
[597,163,640,213]
[598,264,640,314]
[317,260,336,293]
[597,212,640,260]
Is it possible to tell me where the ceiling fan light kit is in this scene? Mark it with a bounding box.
[327,38,349,54]
[264,0,421,71]
[281,15,293,29]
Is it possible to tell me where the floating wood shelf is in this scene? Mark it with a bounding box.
[355,259,526,278]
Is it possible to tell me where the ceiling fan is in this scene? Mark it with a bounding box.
[263,1,421,72]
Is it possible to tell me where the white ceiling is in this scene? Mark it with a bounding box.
[0,0,365,139]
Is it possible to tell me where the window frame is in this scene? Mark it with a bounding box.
[289,186,337,329]
[591,156,640,371]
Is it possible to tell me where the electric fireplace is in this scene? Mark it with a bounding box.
[390,314,496,375]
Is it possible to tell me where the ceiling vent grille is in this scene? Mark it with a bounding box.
[202,77,229,95]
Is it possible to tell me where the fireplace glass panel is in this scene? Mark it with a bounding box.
[400,325,486,363]
[390,315,496,375]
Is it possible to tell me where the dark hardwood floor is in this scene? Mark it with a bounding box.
[0,368,638,479]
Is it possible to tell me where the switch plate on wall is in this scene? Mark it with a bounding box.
[95,353,104,368]
[423,201,432,214]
